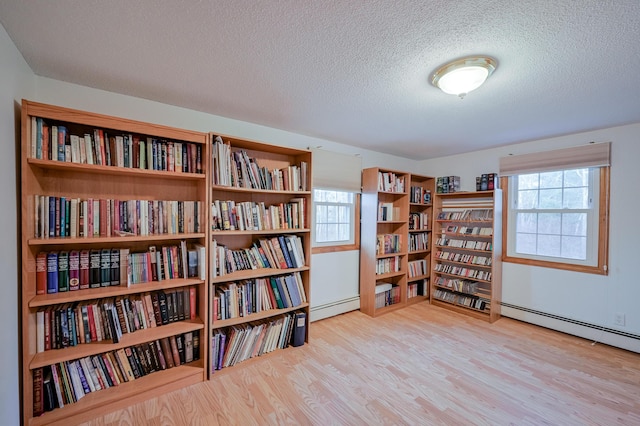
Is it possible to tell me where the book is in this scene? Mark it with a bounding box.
[36,252,47,295]
[292,311,306,347]
[110,248,120,286]
[46,252,58,294]
[68,250,80,291]
[57,251,69,292]
[79,249,90,290]
[89,249,101,288]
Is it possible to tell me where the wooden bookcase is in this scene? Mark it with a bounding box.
[20,100,209,425]
[360,168,434,317]
[431,190,502,323]
[209,134,311,374]
[407,173,435,304]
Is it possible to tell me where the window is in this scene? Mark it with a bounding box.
[501,143,610,275]
[312,188,359,251]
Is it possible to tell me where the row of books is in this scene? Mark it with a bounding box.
[443,225,492,236]
[409,212,429,230]
[408,280,427,298]
[34,196,203,239]
[476,173,499,191]
[32,331,199,416]
[214,272,307,320]
[211,198,306,231]
[35,287,197,351]
[375,256,401,275]
[410,186,431,204]
[409,232,429,252]
[36,242,204,294]
[30,117,203,173]
[377,202,400,221]
[436,176,461,194]
[408,259,428,278]
[433,288,490,312]
[435,251,492,266]
[435,237,493,251]
[211,137,308,191]
[211,311,305,372]
[377,171,405,193]
[437,208,493,221]
[376,233,402,255]
[434,277,478,294]
[434,263,492,281]
[211,235,305,278]
[374,283,400,309]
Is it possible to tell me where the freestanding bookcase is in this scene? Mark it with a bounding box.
[20,100,209,425]
[360,167,434,317]
[208,134,311,373]
[431,190,502,322]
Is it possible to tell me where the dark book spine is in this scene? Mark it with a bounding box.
[100,249,111,287]
[110,248,120,286]
[46,252,58,294]
[89,249,101,288]
[68,250,80,291]
[57,251,69,292]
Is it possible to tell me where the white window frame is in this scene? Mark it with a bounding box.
[506,167,599,267]
[312,188,358,250]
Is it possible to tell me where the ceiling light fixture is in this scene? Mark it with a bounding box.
[431,56,497,98]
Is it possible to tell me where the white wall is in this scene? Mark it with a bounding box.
[0,23,35,426]
[420,124,640,352]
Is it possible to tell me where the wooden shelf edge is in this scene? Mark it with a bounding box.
[29,320,205,369]
[211,228,311,235]
[29,233,206,246]
[210,266,309,283]
[29,278,204,307]
[430,299,492,321]
[29,363,204,426]
[375,271,405,280]
[27,158,206,180]
[211,303,309,329]
[211,185,311,195]
[408,274,430,282]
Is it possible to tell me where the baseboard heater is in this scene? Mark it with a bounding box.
[310,296,360,322]
[501,302,640,341]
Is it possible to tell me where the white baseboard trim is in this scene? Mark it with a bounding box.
[501,304,640,353]
[310,296,360,322]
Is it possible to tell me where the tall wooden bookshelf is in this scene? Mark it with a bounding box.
[407,173,435,304]
[431,190,502,323]
[360,168,434,317]
[209,134,311,374]
[20,100,209,425]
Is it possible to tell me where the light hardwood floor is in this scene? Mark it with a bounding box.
[80,303,640,425]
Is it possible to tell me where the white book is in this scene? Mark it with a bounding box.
[84,134,94,165]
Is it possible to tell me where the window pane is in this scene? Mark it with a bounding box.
[539,171,563,189]
[564,169,588,187]
[518,190,538,208]
[561,236,587,260]
[516,233,537,254]
[563,187,588,209]
[338,206,350,222]
[326,224,338,241]
[538,213,561,235]
[316,223,327,242]
[537,234,561,257]
[562,213,587,236]
[327,205,337,222]
[316,205,327,222]
[326,191,337,202]
[516,212,537,233]
[314,189,326,202]
[538,188,562,209]
[518,174,539,190]
[338,224,350,241]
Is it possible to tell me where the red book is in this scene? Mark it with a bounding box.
[36,252,47,295]
[99,199,107,237]
[189,287,196,320]
[87,304,97,342]
[79,250,90,290]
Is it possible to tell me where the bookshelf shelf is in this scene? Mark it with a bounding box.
[21,100,209,424]
[28,233,206,246]
[28,158,206,180]
[30,362,203,426]
[211,303,310,329]
[30,320,205,369]
[29,278,204,307]
[209,133,311,374]
[360,168,434,317]
[431,190,502,323]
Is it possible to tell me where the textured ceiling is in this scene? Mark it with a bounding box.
[1,0,639,159]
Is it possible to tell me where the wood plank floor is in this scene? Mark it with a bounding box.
[80,303,640,425]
